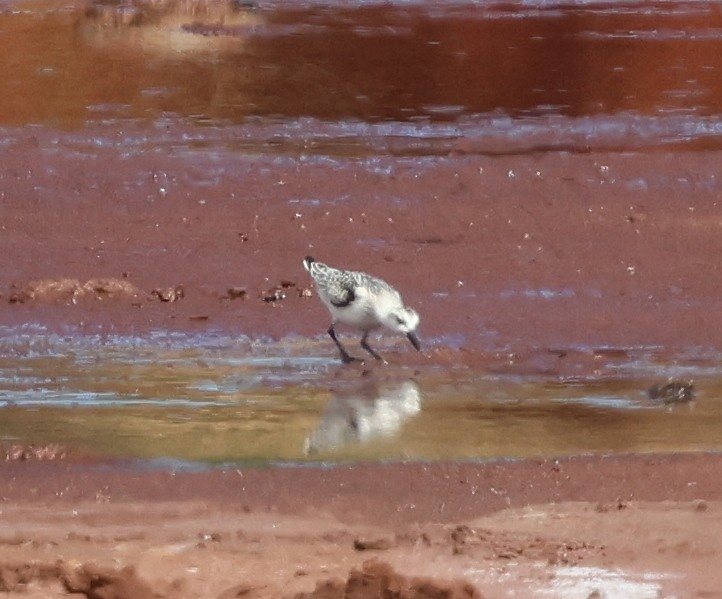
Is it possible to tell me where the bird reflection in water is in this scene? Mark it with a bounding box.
[304,379,421,455]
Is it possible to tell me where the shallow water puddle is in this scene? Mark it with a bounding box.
[540,566,672,599]
[0,327,720,466]
[465,563,671,599]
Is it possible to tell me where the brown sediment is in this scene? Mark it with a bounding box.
[3,6,722,594]
[0,454,721,597]
[2,138,722,595]
[3,136,722,360]
[7,278,142,305]
[294,559,481,599]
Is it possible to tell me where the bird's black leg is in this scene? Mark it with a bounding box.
[328,325,356,364]
[360,331,384,362]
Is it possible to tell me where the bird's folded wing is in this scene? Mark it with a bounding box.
[327,279,356,307]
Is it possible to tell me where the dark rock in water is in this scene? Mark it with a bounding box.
[648,380,694,404]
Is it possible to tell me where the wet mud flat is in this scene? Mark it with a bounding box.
[4,144,722,355]
[2,140,722,596]
[3,0,722,597]
[1,453,722,598]
[4,0,722,353]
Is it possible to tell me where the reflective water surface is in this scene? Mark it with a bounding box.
[3,1,722,466]
[0,326,720,466]
[3,0,722,154]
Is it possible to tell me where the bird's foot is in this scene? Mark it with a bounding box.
[369,356,388,366]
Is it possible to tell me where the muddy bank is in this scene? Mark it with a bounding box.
[2,138,722,362]
[1,453,721,598]
[2,2,722,597]
[5,451,722,523]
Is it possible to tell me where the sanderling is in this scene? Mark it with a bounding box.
[303,256,421,363]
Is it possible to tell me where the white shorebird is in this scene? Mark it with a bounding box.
[303,256,421,363]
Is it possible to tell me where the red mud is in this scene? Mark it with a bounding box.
[1,452,722,597]
[3,99,722,597]
[3,136,722,356]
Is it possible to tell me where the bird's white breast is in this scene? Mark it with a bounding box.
[321,285,388,331]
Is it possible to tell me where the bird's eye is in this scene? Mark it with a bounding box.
[395,315,404,325]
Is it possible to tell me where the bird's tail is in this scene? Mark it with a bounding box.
[303,256,315,272]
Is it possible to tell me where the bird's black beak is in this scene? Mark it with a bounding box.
[407,332,421,351]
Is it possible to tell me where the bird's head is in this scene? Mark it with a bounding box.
[382,306,421,351]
